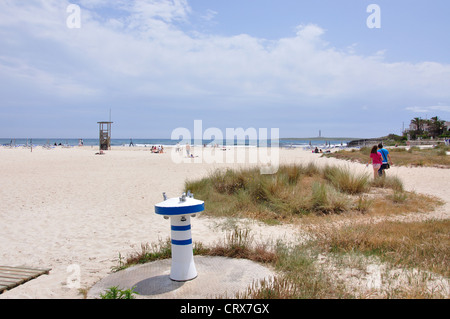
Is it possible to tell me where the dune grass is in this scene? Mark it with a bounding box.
[236,219,450,299]
[184,163,440,224]
[313,219,450,278]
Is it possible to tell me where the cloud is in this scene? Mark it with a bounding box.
[1,1,449,101]
[295,24,325,41]
[202,9,218,22]
[406,105,450,113]
[1,0,450,137]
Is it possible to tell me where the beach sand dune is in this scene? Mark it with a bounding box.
[0,146,448,298]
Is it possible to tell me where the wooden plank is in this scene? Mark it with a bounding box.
[0,282,19,291]
[0,278,19,284]
[0,270,50,278]
[0,266,50,274]
[0,265,49,271]
[0,266,51,274]
[0,271,36,278]
[0,266,51,294]
[0,281,19,291]
[0,272,31,279]
[0,273,33,280]
[0,270,43,277]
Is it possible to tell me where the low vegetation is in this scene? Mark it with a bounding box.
[112,228,278,273]
[114,222,449,299]
[100,286,139,299]
[240,219,449,299]
[314,219,450,279]
[109,163,447,299]
[183,163,440,224]
[324,145,450,168]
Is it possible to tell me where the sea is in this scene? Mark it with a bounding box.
[0,138,351,149]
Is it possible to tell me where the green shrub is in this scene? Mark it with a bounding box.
[100,286,138,299]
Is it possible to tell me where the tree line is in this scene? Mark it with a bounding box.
[407,116,449,140]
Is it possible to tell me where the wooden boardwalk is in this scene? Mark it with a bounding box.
[0,266,51,294]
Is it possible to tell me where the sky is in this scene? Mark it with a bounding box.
[0,0,449,139]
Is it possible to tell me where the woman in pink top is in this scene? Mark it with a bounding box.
[366,145,383,179]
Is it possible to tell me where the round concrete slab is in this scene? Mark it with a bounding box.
[88,256,276,299]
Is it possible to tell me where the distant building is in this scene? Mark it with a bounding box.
[407,119,450,133]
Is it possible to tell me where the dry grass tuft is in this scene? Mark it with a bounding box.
[313,219,450,278]
[185,163,441,223]
[323,165,370,194]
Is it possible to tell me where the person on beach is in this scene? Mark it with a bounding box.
[377,143,393,177]
[186,143,191,157]
[366,145,383,179]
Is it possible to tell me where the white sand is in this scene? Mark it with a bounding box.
[0,145,448,299]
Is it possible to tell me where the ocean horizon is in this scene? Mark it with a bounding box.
[1,137,354,148]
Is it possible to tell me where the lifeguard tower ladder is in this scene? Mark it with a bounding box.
[98,121,113,150]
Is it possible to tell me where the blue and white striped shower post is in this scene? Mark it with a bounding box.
[155,191,204,282]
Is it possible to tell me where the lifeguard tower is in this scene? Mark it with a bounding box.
[98,121,113,150]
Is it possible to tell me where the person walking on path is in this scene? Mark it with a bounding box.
[367,145,383,179]
[377,143,393,177]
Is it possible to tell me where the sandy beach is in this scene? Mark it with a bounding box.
[0,145,449,299]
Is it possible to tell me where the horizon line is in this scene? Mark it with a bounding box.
[1,136,364,140]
